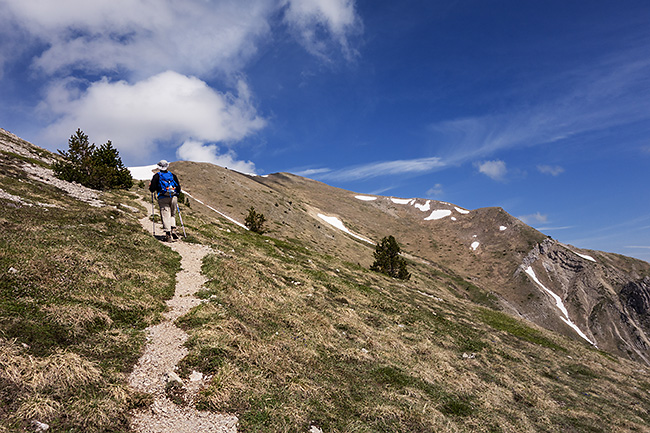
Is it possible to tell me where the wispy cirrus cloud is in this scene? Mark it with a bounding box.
[537,226,574,231]
[302,156,445,182]
[537,164,565,176]
[428,46,650,166]
[518,212,548,225]
[294,168,333,177]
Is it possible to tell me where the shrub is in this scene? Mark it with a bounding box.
[370,235,411,280]
[245,207,266,233]
[53,129,133,190]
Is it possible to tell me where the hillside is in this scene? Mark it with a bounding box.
[170,161,650,365]
[1,128,650,432]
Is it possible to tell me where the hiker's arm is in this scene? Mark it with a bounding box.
[149,173,159,193]
[173,174,181,195]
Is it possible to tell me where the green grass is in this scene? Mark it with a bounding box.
[0,154,180,432]
[3,144,650,432]
[166,205,650,432]
[479,308,566,351]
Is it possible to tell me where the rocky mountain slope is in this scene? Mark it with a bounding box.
[167,161,650,365]
[3,127,650,432]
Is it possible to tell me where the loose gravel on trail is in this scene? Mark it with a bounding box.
[129,204,238,433]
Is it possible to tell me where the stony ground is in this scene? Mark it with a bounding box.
[128,202,238,433]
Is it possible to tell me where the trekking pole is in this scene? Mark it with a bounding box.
[176,202,187,238]
[151,192,156,237]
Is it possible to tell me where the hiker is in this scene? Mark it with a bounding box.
[149,160,181,242]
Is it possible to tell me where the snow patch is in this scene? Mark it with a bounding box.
[390,197,413,205]
[451,217,457,221]
[575,253,596,262]
[129,164,158,180]
[414,200,431,212]
[425,209,452,220]
[572,251,596,262]
[184,192,248,230]
[317,214,373,244]
[471,241,480,251]
[524,266,596,346]
[355,195,377,201]
[455,207,470,214]
[500,226,507,231]
[561,244,597,262]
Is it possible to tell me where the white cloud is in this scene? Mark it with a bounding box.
[476,160,507,181]
[176,140,256,174]
[282,0,362,60]
[39,71,266,163]
[2,0,363,78]
[518,212,548,225]
[3,0,275,78]
[426,183,444,197]
[315,156,445,181]
[2,0,363,166]
[537,164,565,176]
[294,168,333,177]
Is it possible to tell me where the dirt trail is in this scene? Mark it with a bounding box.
[129,202,238,433]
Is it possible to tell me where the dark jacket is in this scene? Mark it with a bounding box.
[149,171,181,197]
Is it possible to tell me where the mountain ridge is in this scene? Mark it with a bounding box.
[3,128,650,432]
[164,160,650,365]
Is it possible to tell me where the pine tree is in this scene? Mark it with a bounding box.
[245,207,266,234]
[370,235,411,280]
[54,129,95,186]
[53,129,133,190]
[91,141,133,190]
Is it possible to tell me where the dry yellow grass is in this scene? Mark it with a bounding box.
[161,201,650,432]
[3,133,650,432]
[0,147,180,431]
[43,304,113,336]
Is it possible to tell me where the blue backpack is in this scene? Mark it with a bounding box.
[157,171,178,198]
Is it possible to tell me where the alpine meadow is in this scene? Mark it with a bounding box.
[1,128,650,432]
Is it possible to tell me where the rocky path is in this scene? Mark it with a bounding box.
[129,203,238,433]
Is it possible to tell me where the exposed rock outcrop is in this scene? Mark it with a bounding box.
[518,240,650,364]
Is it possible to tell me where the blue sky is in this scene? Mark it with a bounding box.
[1,0,649,261]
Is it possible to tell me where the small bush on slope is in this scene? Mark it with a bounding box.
[0,151,179,432]
[244,206,266,234]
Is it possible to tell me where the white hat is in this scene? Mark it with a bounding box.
[157,160,169,170]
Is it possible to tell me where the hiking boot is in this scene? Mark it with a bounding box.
[171,227,179,240]
[164,232,172,242]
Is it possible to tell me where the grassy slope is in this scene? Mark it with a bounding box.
[174,163,650,365]
[1,144,649,432]
[174,204,650,433]
[0,148,180,432]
